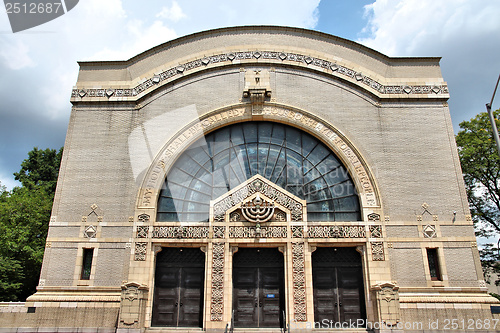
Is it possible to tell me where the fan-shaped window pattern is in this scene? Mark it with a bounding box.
[157,122,361,222]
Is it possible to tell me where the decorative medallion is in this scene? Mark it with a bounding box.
[423,224,436,238]
[84,225,97,238]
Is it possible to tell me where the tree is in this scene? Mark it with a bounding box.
[456,109,500,286]
[13,147,63,193]
[0,147,62,301]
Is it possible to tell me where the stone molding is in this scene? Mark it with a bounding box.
[72,50,448,103]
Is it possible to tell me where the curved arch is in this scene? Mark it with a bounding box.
[157,122,360,222]
[136,104,381,221]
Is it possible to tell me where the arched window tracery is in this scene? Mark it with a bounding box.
[157,122,361,222]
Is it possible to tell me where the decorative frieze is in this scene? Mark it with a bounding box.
[228,226,287,238]
[308,225,366,238]
[73,51,448,101]
[210,243,225,321]
[151,226,209,239]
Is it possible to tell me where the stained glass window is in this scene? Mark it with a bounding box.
[157,122,361,222]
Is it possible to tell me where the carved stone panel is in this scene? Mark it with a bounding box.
[211,175,305,223]
[118,282,148,328]
[210,243,225,321]
[134,242,147,261]
[371,242,385,261]
[371,282,400,326]
[292,242,307,322]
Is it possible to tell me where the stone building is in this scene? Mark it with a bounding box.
[2,26,499,332]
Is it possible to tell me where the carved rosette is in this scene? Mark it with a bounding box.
[210,243,225,321]
[292,242,307,321]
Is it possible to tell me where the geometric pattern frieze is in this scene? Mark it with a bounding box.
[228,226,287,238]
[73,51,448,101]
[308,225,366,238]
[151,226,209,239]
[133,224,381,240]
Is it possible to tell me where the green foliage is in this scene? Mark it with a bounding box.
[456,109,500,285]
[0,147,62,301]
[13,147,63,193]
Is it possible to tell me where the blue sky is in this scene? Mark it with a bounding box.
[0,0,500,191]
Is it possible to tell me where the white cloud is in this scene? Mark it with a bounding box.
[358,0,500,132]
[157,1,186,22]
[0,39,36,70]
[0,0,322,188]
[359,0,500,57]
[86,19,177,61]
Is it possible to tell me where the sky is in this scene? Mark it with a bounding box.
[0,0,499,191]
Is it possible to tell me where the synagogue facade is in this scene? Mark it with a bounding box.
[2,26,499,332]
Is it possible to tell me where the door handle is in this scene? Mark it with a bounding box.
[180,302,183,307]
[175,302,178,307]
[259,302,263,307]
[339,302,342,307]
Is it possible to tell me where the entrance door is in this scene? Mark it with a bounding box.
[233,248,285,328]
[152,248,205,327]
[313,247,365,326]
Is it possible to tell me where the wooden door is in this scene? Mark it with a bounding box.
[312,247,365,325]
[233,248,284,328]
[152,248,204,327]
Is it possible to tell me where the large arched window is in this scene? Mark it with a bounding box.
[157,122,361,222]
